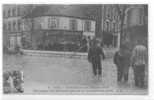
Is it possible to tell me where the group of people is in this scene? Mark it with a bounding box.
[3,70,24,93]
[114,40,147,88]
[88,38,148,88]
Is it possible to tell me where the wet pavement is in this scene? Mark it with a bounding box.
[3,54,148,94]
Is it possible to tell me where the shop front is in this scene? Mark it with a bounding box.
[23,30,84,52]
[7,33,22,52]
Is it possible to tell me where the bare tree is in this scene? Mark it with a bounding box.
[116,5,128,48]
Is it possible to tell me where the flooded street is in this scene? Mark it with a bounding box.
[3,54,147,94]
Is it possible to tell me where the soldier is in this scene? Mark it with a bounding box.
[88,39,105,79]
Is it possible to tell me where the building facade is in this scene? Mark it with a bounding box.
[101,4,148,49]
[22,5,96,50]
[124,4,148,48]
[125,5,147,28]
[101,5,121,48]
[3,5,32,52]
[3,5,147,52]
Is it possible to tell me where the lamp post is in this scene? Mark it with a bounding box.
[117,5,128,48]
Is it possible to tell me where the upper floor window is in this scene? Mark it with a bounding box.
[18,21,21,31]
[8,22,11,31]
[70,19,77,31]
[84,20,91,32]
[17,7,20,16]
[8,9,11,17]
[139,9,144,25]
[13,21,16,31]
[3,23,6,30]
[12,8,16,16]
[48,17,59,29]
[3,11,6,17]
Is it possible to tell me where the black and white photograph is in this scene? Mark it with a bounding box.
[3,4,148,95]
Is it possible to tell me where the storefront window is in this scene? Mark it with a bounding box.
[70,19,77,31]
[84,20,91,32]
[17,7,20,16]
[48,17,59,29]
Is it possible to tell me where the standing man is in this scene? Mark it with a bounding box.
[113,45,131,83]
[88,39,105,80]
[131,40,148,88]
[114,47,125,82]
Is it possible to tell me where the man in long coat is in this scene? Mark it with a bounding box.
[114,45,131,82]
[88,39,105,79]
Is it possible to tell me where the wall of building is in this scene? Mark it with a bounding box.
[3,5,32,52]
[124,5,148,48]
[101,5,121,48]
[23,16,96,36]
[125,6,146,27]
[22,15,96,50]
[59,17,70,30]
[102,5,120,33]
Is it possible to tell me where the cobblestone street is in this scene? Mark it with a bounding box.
[3,54,147,94]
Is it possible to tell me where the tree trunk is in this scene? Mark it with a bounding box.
[119,7,126,48]
[31,18,34,48]
[95,5,102,37]
[120,14,125,48]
